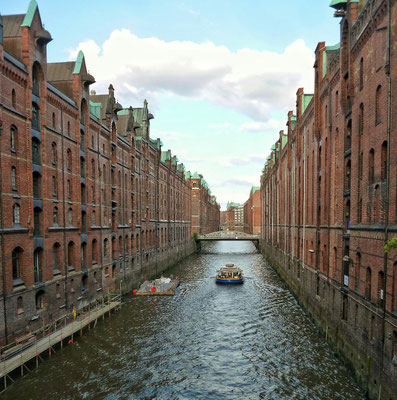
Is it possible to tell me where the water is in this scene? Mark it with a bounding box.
[4,241,365,400]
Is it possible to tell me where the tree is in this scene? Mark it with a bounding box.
[385,237,397,253]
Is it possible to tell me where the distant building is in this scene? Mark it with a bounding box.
[225,202,244,232]
[244,187,261,234]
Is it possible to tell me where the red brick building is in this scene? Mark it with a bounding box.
[188,171,220,235]
[225,202,244,232]
[244,187,261,234]
[0,2,219,345]
[260,1,397,398]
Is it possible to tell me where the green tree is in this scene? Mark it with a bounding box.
[385,237,397,253]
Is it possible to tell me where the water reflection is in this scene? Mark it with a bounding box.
[4,241,364,400]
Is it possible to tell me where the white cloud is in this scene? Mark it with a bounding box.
[239,120,281,132]
[69,31,314,121]
[208,122,230,128]
[151,130,191,140]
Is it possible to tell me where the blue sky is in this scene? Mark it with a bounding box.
[2,1,341,209]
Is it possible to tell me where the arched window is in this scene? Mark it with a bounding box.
[10,126,17,151]
[104,238,109,259]
[359,58,364,90]
[82,275,88,292]
[81,210,86,232]
[53,207,59,226]
[81,184,86,205]
[52,243,60,274]
[12,247,22,281]
[378,271,385,307]
[67,242,74,269]
[33,172,41,199]
[369,149,375,184]
[11,166,17,190]
[381,141,387,181]
[32,64,40,96]
[17,296,24,315]
[11,89,16,109]
[81,243,87,271]
[335,90,339,114]
[13,203,20,225]
[92,210,96,225]
[32,138,40,165]
[35,290,46,310]
[33,207,41,236]
[33,248,43,283]
[52,176,57,197]
[67,149,72,171]
[355,252,361,291]
[92,239,98,264]
[31,102,40,130]
[51,142,57,164]
[68,208,73,226]
[67,179,72,199]
[375,85,382,124]
[365,267,372,301]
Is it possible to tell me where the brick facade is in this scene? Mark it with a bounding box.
[260,1,397,398]
[244,187,261,234]
[0,2,219,345]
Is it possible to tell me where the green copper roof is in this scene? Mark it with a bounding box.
[171,156,178,166]
[252,186,260,194]
[117,109,129,116]
[191,172,200,179]
[323,43,340,78]
[282,134,288,149]
[271,144,276,151]
[161,150,171,163]
[21,0,38,27]
[73,51,84,74]
[184,171,191,180]
[302,94,313,115]
[329,0,358,8]
[89,101,102,119]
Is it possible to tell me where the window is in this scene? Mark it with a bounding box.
[81,211,86,232]
[67,149,72,171]
[13,204,20,225]
[32,64,40,96]
[67,179,72,199]
[32,138,40,165]
[104,238,109,259]
[366,267,372,301]
[80,157,85,177]
[92,239,98,263]
[375,85,382,124]
[52,112,56,129]
[355,252,361,290]
[92,210,96,225]
[35,291,46,310]
[11,89,16,109]
[31,102,40,130]
[381,141,387,181]
[67,121,71,135]
[12,248,22,280]
[81,184,86,205]
[10,126,16,151]
[33,172,41,199]
[17,296,24,315]
[53,207,59,226]
[33,248,43,283]
[359,58,363,90]
[81,243,87,271]
[33,207,41,236]
[52,176,57,197]
[68,208,73,226]
[91,159,95,178]
[11,167,17,190]
[369,149,375,184]
[67,242,74,268]
[51,142,57,164]
[378,271,385,307]
[53,243,60,273]
[80,131,85,152]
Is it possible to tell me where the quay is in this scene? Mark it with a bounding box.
[0,296,121,392]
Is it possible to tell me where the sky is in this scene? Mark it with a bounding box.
[2,1,342,209]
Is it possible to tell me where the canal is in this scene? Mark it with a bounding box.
[4,241,365,400]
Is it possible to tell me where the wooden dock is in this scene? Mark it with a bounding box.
[0,300,120,390]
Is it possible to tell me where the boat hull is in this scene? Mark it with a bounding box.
[216,278,244,284]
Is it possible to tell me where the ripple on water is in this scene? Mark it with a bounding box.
[3,241,365,400]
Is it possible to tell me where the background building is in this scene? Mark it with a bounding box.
[244,187,261,234]
[225,202,244,232]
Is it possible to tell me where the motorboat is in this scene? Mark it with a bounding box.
[216,263,244,284]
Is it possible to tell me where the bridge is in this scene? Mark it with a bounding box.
[195,231,261,249]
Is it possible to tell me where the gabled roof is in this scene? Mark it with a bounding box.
[302,94,313,115]
[47,62,75,82]
[191,172,200,179]
[252,186,260,194]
